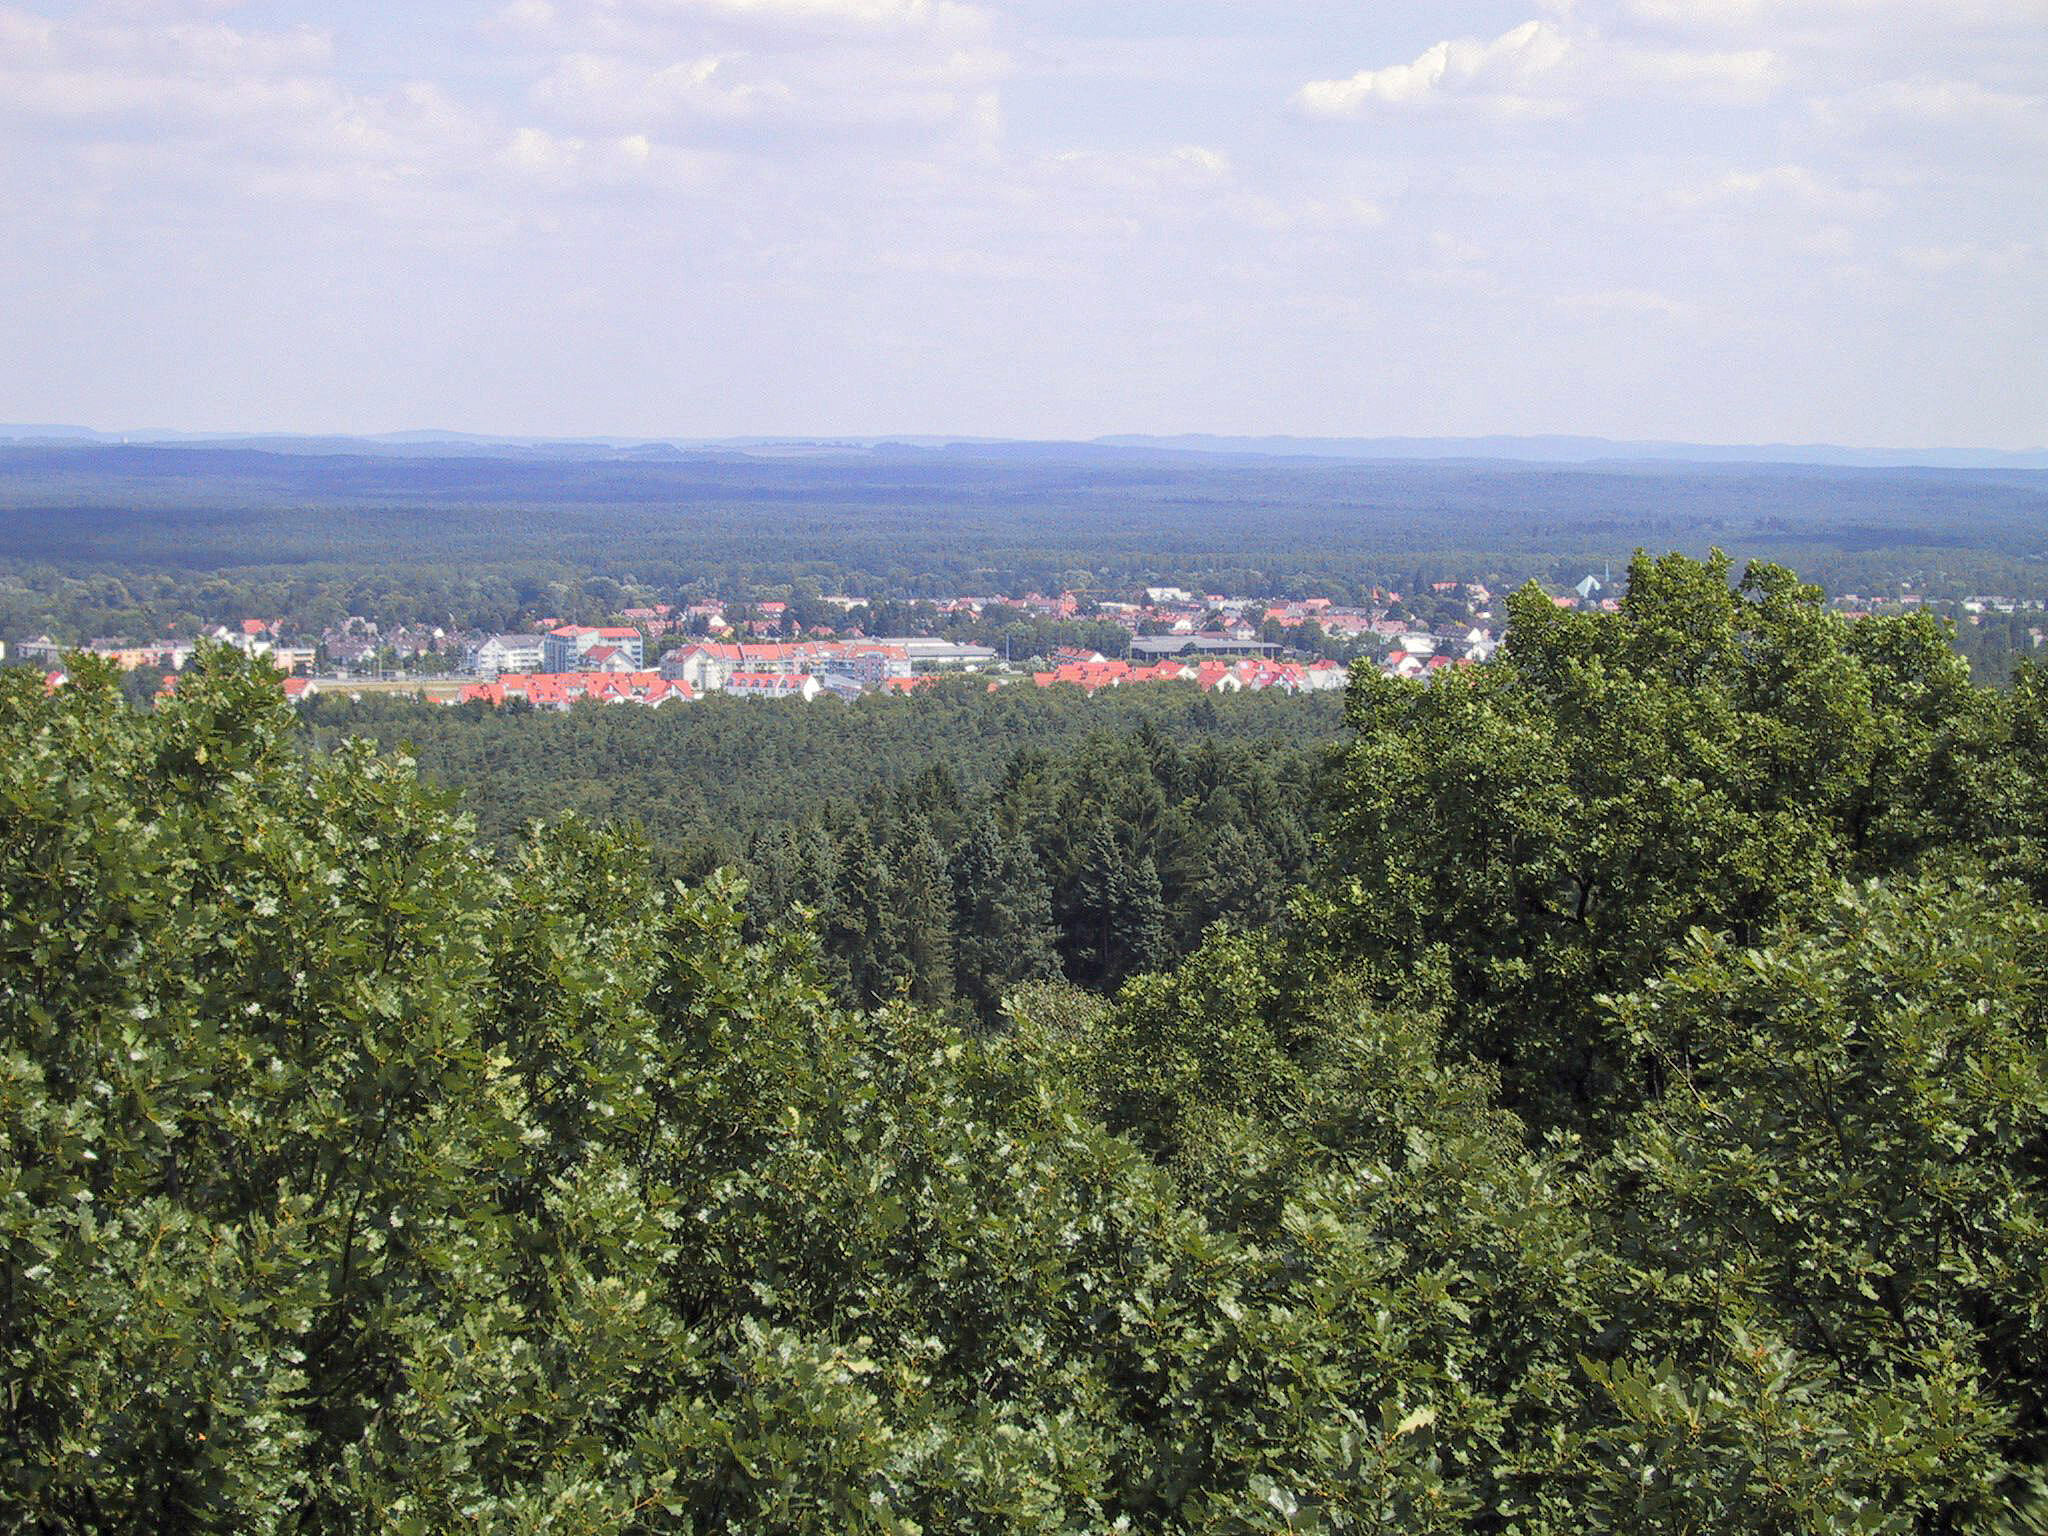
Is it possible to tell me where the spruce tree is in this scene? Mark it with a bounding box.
[1112,853,1172,981]
[892,831,956,1008]
[952,814,1060,1016]
[1069,818,1126,986]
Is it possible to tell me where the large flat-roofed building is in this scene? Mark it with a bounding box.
[1128,636,1281,660]
[867,639,998,672]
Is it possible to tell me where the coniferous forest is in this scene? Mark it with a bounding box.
[8,552,2048,1531]
[304,686,1343,1013]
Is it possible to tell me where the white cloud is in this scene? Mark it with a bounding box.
[1666,163,1882,215]
[1813,77,2047,138]
[498,124,722,188]
[0,6,338,127]
[1625,0,2048,28]
[497,0,990,47]
[1037,143,1231,192]
[1293,20,1571,116]
[0,4,532,226]
[505,0,1006,146]
[639,0,979,27]
[1293,13,1783,118]
[1614,42,1782,102]
[533,51,793,121]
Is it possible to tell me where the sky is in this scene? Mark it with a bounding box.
[0,0,2043,447]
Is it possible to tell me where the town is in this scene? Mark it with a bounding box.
[10,576,2041,709]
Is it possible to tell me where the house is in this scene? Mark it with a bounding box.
[324,636,378,671]
[82,643,183,672]
[491,671,692,709]
[661,643,742,692]
[468,633,546,676]
[1031,661,1129,694]
[206,622,283,659]
[1132,661,1195,683]
[542,626,645,673]
[827,647,912,690]
[661,641,846,691]
[725,672,822,702]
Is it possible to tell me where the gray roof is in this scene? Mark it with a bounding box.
[1129,636,1281,657]
[868,639,997,660]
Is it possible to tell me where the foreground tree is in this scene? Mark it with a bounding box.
[1305,551,2033,1132]
[7,597,2048,1533]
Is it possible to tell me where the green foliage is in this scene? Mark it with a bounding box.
[1592,874,2048,1521]
[314,683,1335,1016]
[1306,551,2034,1129]
[10,554,2048,1533]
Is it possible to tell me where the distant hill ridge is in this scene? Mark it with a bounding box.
[1,424,2042,471]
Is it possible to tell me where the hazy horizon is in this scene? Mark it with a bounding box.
[3,423,2045,468]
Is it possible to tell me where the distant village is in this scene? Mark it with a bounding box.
[12,578,2039,710]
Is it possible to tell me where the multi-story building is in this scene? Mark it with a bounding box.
[660,643,742,692]
[542,626,644,673]
[468,633,546,676]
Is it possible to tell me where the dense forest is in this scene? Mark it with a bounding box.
[8,552,2048,1531]
[3,445,2046,641]
[304,686,1342,1011]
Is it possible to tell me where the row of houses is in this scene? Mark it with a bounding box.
[455,671,694,708]
[422,656,1353,713]
[14,621,314,675]
[1028,657,1351,694]
[656,639,997,694]
[462,631,999,684]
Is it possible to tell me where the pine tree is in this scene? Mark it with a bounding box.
[952,814,1060,1016]
[892,832,956,1008]
[827,820,889,1005]
[1112,854,1172,981]
[1195,822,1283,934]
[1069,818,1126,986]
